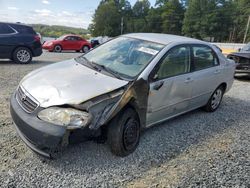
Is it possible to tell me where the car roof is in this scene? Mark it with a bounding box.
[123,33,202,45]
[0,22,31,28]
[64,34,82,37]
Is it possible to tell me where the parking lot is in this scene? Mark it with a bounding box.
[0,51,249,187]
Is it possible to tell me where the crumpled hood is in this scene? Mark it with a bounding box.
[230,52,250,59]
[20,59,128,108]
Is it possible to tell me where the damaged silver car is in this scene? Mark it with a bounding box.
[10,33,236,158]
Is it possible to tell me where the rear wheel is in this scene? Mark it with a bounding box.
[13,47,32,64]
[82,45,90,53]
[204,86,224,112]
[53,45,62,53]
[107,108,140,157]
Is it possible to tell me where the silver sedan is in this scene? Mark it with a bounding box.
[10,33,236,158]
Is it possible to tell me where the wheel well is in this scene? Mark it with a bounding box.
[54,44,62,49]
[99,101,141,141]
[12,46,33,57]
[104,100,141,127]
[219,83,227,92]
[125,101,141,126]
[82,45,90,49]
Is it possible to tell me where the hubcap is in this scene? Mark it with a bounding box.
[83,46,89,53]
[123,118,139,151]
[55,46,61,52]
[17,50,30,63]
[211,89,222,109]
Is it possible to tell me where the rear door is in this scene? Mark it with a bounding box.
[189,44,222,109]
[0,23,17,58]
[146,45,193,126]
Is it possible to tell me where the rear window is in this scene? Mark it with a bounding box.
[11,25,36,35]
[0,23,15,34]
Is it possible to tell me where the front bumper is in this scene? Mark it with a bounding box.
[10,94,66,157]
[10,93,99,158]
[42,45,53,51]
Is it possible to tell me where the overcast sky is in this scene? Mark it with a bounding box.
[0,0,155,29]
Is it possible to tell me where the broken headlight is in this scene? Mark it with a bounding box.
[38,107,91,129]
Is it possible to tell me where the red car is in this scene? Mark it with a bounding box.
[42,35,91,53]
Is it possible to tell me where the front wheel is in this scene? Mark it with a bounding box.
[53,45,62,53]
[13,47,32,64]
[204,86,224,112]
[107,108,140,157]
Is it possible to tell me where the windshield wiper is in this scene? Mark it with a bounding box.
[77,56,123,79]
[91,62,123,80]
[77,56,99,70]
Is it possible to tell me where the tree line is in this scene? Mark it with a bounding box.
[89,0,250,43]
[31,24,89,38]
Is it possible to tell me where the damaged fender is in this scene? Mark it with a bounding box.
[74,78,149,130]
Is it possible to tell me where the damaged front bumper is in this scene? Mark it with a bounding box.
[10,94,97,158]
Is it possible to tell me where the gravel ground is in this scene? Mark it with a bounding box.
[0,51,249,187]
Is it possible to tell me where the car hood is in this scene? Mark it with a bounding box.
[20,59,128,108]
[44,40,61,44]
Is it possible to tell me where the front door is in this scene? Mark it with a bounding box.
[146,45,193,126]
[62,36,78,50]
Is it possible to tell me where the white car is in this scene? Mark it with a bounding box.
[10,33,235,158]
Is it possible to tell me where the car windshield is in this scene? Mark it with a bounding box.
[57,35,66,40]
[77,37,164,79]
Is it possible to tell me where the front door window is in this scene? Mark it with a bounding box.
[156,46,190,80]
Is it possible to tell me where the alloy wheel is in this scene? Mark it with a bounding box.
[211,89,222,109]
[17,50,31,63]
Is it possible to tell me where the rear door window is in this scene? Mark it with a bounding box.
[0,23,15,34]
[11,25,36,34]
[192,45,219,71]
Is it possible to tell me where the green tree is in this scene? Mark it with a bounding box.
[232,0,250,42]
[90,0,121,36]
[146,7,163,33]
[128,0,151,32]
[182,0,234,41]
[161,0,184,35]
[90,0,133,36]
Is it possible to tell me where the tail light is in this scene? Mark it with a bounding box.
[34,35,41,43]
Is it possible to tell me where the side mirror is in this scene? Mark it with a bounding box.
[238,48,241,52]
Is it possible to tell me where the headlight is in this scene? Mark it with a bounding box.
[47,42,53,46]
[38,107,91,129]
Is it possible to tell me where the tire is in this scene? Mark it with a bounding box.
[53,45,62,52]
[107,108,140,157]
[13,47,32,64]
[82,45,90,53]
[204,86,224,112]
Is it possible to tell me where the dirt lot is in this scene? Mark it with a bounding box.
[0,51,249,187]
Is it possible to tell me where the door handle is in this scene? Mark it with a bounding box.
[153,81,164,90]
[214,69,221,74]
[184,77,193,83]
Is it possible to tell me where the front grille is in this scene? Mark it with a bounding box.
[16,86,39,113]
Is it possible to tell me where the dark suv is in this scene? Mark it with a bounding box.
[0,22,42,64]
